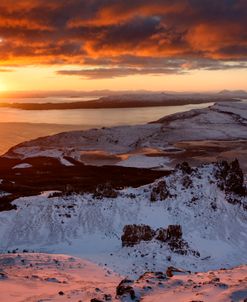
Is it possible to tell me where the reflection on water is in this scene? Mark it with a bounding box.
[0,102,213,126]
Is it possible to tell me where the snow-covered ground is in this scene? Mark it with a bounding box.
[0,162,246,277]
[0,253,121,302]
[12,163,32,169]
[5,101,247,169]
[141,265,247,302]
[0,253,246,302]
[0,101,246,301]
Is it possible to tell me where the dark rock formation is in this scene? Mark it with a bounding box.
[164,225,200,256]
[121,224,200,256]
[116,279,136,300]
[166,266,190,277]
[121,224,154,247]
[154,228,168,242]
[176,162,193,174]
[182,175,193,188]
[93,182,118,199]
[137,271,167,282]
[0,272,8,280]
[225,159,245,195]
[166,225,182,240]
[150,180,170,202]
[216,159,245,195]
[216,159,246,209]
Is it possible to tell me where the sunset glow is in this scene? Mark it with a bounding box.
[0,0,246,93]
[0,2,247,301]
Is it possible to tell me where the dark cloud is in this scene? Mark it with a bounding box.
[57,66,186,79]
[57,59,247,79]
[0,0,246,77]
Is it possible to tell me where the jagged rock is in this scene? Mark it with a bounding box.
[166,225,182,240]
[226,159,245,195]
[150,180,170,202]
[93,182,118,199]
[121,224,200,256]
[176,162,193,174]
[155,228,168,242]
[159,225,199,256]
[166,225,190,255]
[182,175,193,188]
[116,279,136,300]
[121,224,154,247]
[216,159,245,196]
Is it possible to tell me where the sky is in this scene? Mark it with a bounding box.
[0,0,246,93]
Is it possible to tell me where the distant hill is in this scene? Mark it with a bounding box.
[0,91,241,110]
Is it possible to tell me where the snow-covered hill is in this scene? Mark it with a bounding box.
[4,101,247,170]
[0,161,246,277]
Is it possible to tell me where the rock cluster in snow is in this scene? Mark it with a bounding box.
[121,224,200,257]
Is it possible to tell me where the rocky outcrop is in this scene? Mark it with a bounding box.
[121,224,155,247]
[116,279,137,301]
[216,159,245,195]
[93,182,118,199]
[150,180,170,201]
[166,266,190,277]
[121,224,200,256]
[164,225,199,256]
[176,161,193,174]
[181,175,193,188]
[216,159,246,208]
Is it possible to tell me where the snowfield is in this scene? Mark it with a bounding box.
[0,253,121,302]
[0,162,246,277]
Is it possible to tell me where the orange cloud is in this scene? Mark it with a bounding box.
[0,0,245,77]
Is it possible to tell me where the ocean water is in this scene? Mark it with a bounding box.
[0,101,213,126]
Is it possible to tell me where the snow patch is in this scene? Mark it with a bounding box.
[12,163,32,169]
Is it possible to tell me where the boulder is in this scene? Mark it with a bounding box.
[121,224,154,247]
